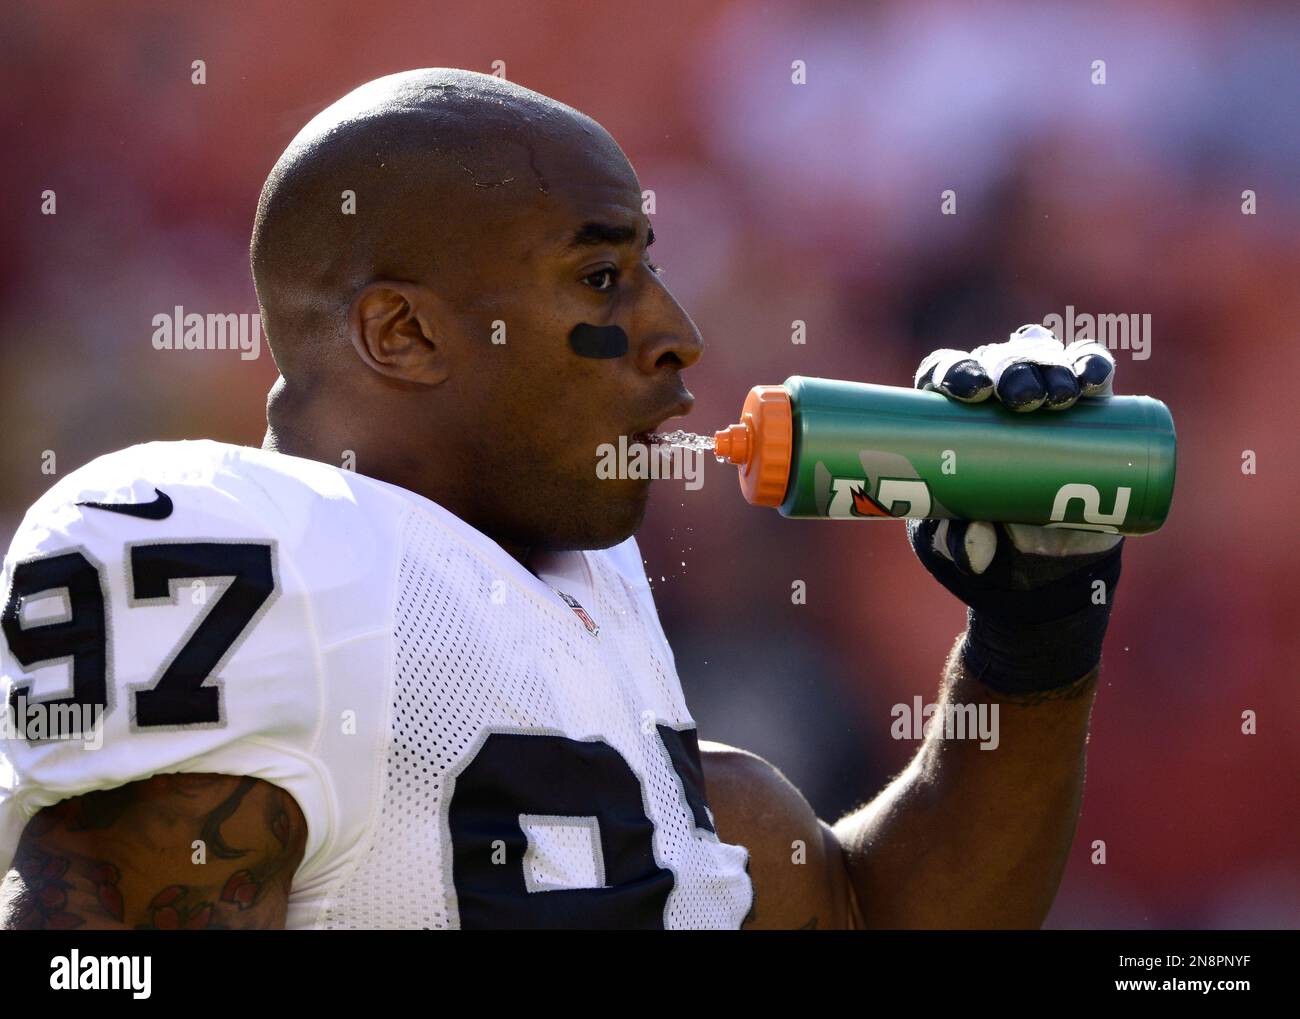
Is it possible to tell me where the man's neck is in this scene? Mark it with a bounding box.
[261,423,534,567]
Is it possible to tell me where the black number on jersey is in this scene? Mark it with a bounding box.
[1,542,276,730]
[2,552,108,737]
[448,726,716,929]
[130,543,276,726]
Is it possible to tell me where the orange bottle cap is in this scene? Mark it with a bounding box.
[713,385,792,507]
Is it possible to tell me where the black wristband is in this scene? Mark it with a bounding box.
[961,599,1115,695]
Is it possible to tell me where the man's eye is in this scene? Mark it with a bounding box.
[646,259,663,277]
[583,267,619,292]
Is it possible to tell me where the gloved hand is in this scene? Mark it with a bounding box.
[908,324,1125,695]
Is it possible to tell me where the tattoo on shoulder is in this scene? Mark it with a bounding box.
[199,777,257,859]
[0,773,306,930]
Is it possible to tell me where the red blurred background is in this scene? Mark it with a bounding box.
[1,0,1296,927]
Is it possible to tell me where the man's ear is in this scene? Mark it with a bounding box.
[349,280,450,385]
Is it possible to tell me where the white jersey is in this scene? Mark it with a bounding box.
[0,440,752,929]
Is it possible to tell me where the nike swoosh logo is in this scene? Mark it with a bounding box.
[78,488,174,520]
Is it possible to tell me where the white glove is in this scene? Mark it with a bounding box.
[912,324,1121,573]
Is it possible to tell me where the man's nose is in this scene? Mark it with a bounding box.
[634,289,704,374]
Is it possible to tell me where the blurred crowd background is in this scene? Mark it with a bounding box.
[2,0,1296,928]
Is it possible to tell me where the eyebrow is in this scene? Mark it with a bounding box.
[564,220,655,251]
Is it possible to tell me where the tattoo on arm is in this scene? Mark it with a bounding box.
[198,777,257,859]
[0,773,307,930]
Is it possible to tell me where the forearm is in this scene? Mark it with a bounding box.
[833,635,1098,928]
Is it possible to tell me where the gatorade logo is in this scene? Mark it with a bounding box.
[1045,483,1131,532]
[828,477,932,519]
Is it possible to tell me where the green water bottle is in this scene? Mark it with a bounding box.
[712,377,1176,535]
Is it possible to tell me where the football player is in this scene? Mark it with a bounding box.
[0,70,1123,929]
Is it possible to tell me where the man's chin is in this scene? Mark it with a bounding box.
[533,486,650,552]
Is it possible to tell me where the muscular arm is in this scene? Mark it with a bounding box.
[0,773,307,930]
[705,636,1098,929]
[833,637,1097,928]
[702,742,861,930]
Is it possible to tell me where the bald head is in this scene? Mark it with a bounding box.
[255,67,702,558]
[250,68,615,378]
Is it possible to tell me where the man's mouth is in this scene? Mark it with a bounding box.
[629,397,694,446]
